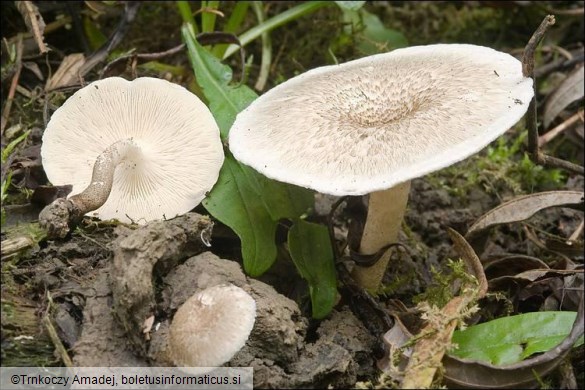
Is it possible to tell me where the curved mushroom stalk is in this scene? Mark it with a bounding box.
[38,77,224,239]
[350,181,411,292]
[39,139,138,238]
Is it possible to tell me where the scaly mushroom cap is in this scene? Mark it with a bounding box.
[229,44,534,196]
[169,284,256,368]
[41,77,224,223]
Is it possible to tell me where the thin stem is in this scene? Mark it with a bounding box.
[176,1,198,33]
[200,1,220,33]
[252,1,272,91]
[351,181,411,291]
[222,1,330,59]
[1,34,23,135]
[212,1,250,58]
[523,15,555,157]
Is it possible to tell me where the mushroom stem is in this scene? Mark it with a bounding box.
[351,180,411,292]
[39,138,138,238]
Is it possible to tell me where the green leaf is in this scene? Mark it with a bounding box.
[450,311,583,366]
[182,23,257,140]
[2,130,30,164]
[203,153,279,276]
[182,24,314,276]
[83,16,107,51]
[211,1,251,58]
[288,220,337,319]
[223,1,330,59]
[357,10,408,54]
[176,1,198,34]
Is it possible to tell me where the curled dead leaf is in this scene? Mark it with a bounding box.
[466,191,584,243]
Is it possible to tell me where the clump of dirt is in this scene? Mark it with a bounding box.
[69,213,376,388]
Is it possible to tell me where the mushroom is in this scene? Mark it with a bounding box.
[169,284,256,369]
[39,77,224,238]
[228,44,534,291]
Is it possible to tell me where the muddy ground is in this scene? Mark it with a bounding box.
[1,2,584,389]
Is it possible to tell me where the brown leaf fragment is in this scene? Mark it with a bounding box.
[45,53,86,91]
[378,316,413,381]
[448,228,488,298]
[401,296,476,389]
[544,65,585,128]
[466,191,584,241]
[14,1,48,54]
[483,255,549,280]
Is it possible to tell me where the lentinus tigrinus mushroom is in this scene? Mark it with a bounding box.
[228,44,534,292]
[169,284,256,370]
[39,77,224,238]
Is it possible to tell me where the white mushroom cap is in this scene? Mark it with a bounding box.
[169,284,256,368]
[41,77,224,223]
[229,44,534,196]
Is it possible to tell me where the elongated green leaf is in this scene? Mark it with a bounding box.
[288,220,337,319]
[182,23,256,139]
[450,311,583,365]
[223,1,330,59]
[212,1,250,58]
[182,24,314,275]
[203,153,278,276]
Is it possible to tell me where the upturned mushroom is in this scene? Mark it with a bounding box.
[39,77,224,238]
[228,44,534,291]
[169,284,256,369]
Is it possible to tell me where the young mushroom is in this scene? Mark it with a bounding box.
[39,77,224,238]
[228,44,534,291]
[169,284,256,370]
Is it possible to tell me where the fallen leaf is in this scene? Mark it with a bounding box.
[15,1,48,54]
[466,191,584,241]
[450,311,582,365]
[45,53,86,91]
[443,293,584,389]
[544,65,584,128]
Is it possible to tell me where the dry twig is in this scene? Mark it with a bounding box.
[522,15,584,176]
[1,35,23,136]
[15,1,48,54]
[538,110,584,146]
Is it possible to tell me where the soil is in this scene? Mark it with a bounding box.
[1,2,584,389]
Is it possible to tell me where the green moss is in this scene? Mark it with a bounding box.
[413,259,477,308]
[428,130,566,201]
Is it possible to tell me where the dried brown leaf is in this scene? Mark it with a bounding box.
[483,255,549,280]
[543,65,584,128]
[544,65,584,128]
[466,191,584,241]
[14,1,48,54]
[45,53,85,91]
